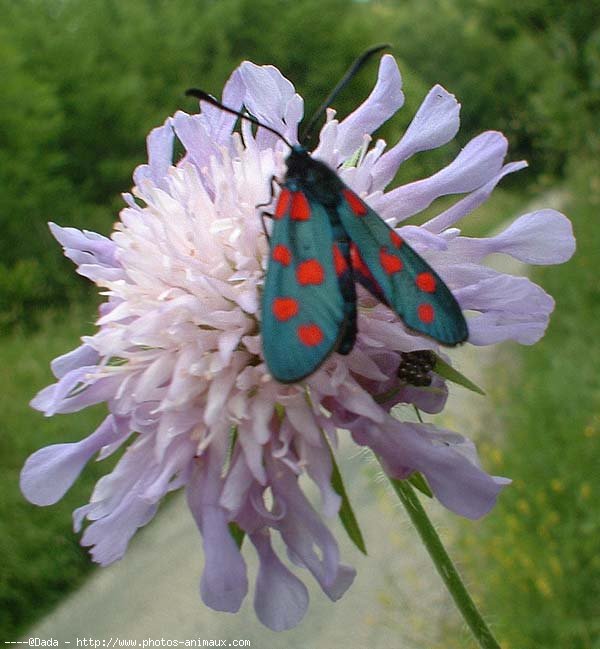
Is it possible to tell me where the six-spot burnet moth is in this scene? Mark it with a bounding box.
[187,45,468,384]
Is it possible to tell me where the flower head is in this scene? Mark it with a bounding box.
[21,55,575,630]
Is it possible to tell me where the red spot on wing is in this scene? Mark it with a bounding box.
[351,244,387,303]
[272,296,299,321]
[350,243,371,277]
[342,188,368,216]
[291,192,311,221]
[418,303,435,324]
[380,248,403,274]
[332,244,348,275]
[275,189,291,219]
[389,230,404,248]
[296,259,325,285]
[416,272,436,293]
[272,244,292,266]
[297,323,324,346]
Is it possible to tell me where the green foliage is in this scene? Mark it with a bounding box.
[457,158,600,649]
[0,304,113,638]
[379,0,600,176]
[329,441,367,555]
[433,355,486,395]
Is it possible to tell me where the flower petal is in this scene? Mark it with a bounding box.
[335,54,404,160]
[20,416,123,506]
[467,311,554,346]
[49,223,120,274]
[457,273,554,313]
[423,161,528,233]
[31,368,123,415]
[452,271,556,345]
[374,84,460,189]
[373,131,508,223]
[344,414,505,519]
[238,62,302,146]
[133,118,174,191]
[80,491,158,566]
[268,458,354,598]
[319,563,357,601]
[251,530,309,631]
[220,451,255,515]
[199,66,245,145]
[297,437,341,518]
[50,343,100,379]
[187,446,248,613]
[440,209,575,266]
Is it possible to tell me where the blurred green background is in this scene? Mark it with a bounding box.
[1,0,599,646]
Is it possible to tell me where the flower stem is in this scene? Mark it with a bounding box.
[388,476,501,649]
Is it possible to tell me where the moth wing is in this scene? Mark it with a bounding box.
[337,188,468,345]
[262,189,347,383]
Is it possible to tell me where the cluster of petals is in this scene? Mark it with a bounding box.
[21,55,575,630]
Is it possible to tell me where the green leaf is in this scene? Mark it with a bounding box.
[274,403,285,422]
[329,446,367,555]
[228,521,245,549]
[342,145,364,169]
[107,356,128,366]
[223,425,238,475]
[373,385,402,404]
[434,355,486,395]
[408,472,433,498]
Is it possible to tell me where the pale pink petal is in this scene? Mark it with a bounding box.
[133,118,174,191]
[20,416,123,506]
[238,62,301,146]
[423,161,528,233]
[251,530,309,631]
[298,437,341,518]
[50,344,100,379]
[80,491,158,566]
[335,54,404,160]
[348,416,505,519]
[187,450,248,613]
[446,209,576,264]
[268,459,351,596]
[31,366,120,415]
[373,131,508,223]
[374,84,460,189]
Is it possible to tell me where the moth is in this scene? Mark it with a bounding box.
[187,46,467,384]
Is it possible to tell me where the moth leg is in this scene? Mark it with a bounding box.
[256,176,282,242]
[260,211,272,243]
[256,176,281,211]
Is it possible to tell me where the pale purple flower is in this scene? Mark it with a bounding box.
[21,55,575,630]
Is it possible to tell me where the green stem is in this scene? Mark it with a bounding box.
[388,476,501,649]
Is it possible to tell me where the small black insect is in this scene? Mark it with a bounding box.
[396,350,437,387]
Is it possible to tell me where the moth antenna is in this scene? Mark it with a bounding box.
[185,89,293,149]
[300,44,391,145]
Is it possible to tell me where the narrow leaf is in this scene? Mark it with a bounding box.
[329,447,367,555]
[107,356,128,366]
[342,145,363,169]
[222,425,238,477]
[408,472,433,498]
[274,403,285,422]
[374,385,402,404]
[228,521,245,549]
[434,355,485,395]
